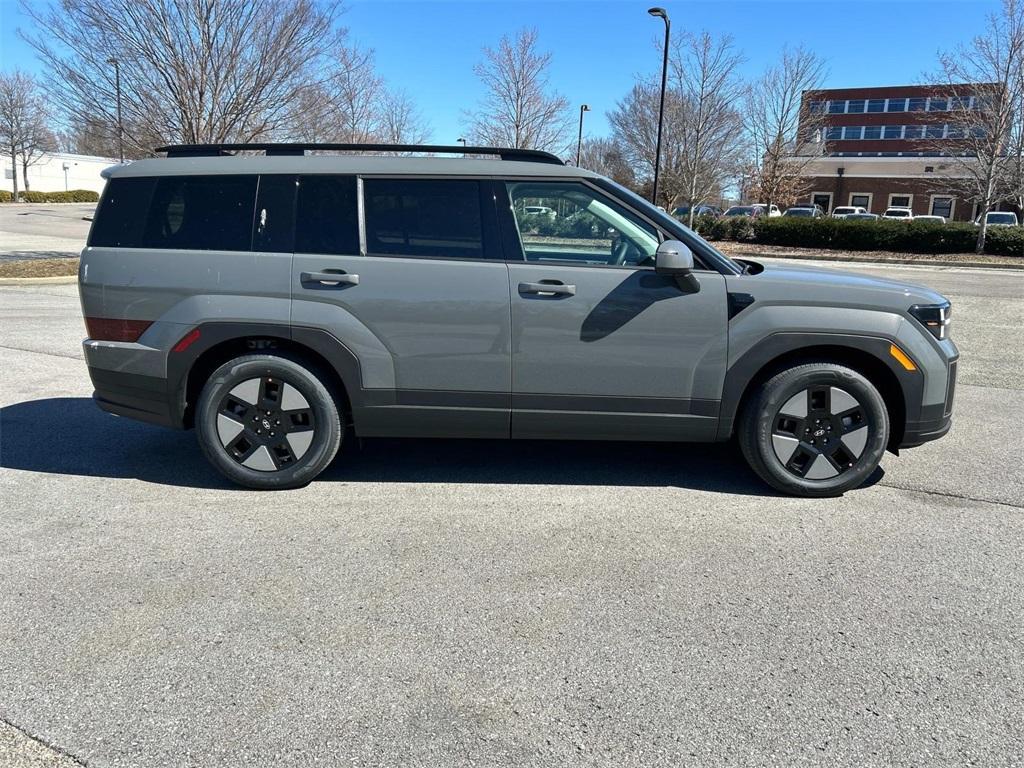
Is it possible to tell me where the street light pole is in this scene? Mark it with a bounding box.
[648,7,670,206]
[107,57,124,163]
[576,104,590,166]
[456,137,467,147]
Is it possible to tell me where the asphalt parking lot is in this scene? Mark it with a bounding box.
[1,260,1022,767]
[0,204,95,262]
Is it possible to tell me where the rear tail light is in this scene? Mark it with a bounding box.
[85,317,153,342]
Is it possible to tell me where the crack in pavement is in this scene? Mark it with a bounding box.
[0,345,83,362]
[0,715,88,767]
[878,481,1023,511]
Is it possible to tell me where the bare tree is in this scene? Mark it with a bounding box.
[609,80,687,208]
[1009,65,1024,213]
[744,45,828,210]
[465,28,570,152]
[21,0,340,152]
[0,70,48,200]
[671,32,747,226]
[930,0,1024,252]
[378,90,432,146]
[577,137,635,187]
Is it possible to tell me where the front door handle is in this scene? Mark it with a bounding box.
[518,281,576,297]
[301,270,359,286]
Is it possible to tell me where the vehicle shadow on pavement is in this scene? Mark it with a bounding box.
[2,397,881,495]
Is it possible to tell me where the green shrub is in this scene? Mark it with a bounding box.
[984,226,1024,257]
[752,217,999,255]
[22,190,47,203]
[726,216,755,241]
[67,189,100,202]
[6,189,99,203]
[0,189,11,203]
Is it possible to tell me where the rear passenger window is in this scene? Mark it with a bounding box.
[253,175,297,253]
[143,175,257,251]
[89,177,156,247]
[295,175,360,255]
[363,179,483,259]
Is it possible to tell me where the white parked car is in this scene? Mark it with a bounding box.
[831,206,868,219]
[976,211,1019,227]
[914,215,946,224]
[882,207,914,220]
[523,205,557,218]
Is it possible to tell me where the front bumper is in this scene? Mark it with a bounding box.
[899,356,957,449]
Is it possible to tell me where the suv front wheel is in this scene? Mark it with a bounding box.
[196,354,342,490]
[739,363,889,497]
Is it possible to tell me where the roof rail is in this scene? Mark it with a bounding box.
[153,143,565,165]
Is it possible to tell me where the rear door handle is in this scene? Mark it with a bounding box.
[301,271,359,286]
[518,281,576,297]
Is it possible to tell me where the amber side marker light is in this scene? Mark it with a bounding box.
[889,344,917,371]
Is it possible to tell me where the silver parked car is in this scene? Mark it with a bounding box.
[79,143,958,496]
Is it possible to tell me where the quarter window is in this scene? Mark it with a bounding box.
[89,177,157,248]
[143,175,257,252]
[363,179,484,259]
[295,175,360,255]
[505,181,659,267]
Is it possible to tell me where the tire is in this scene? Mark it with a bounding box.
[195,354,342,490]
[738,363,889,497]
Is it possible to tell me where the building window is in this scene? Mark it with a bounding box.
[945,124,965,139]
[908,97,927,112]
[949,96,970,111]
[889,194,913,209]
[928,97,948,112]
[886,99,907,112]
[847,99,866,113]
[808,100,825,114]
[826,127,843,141]
[850,193,872,210]
[863,125,882,140]
[930,196,954,219]
[843,126,864,140]
[867,99,886,113]
[883,125,903,139]
[827,100,846,114]
[925,125,945,140]
[812,192,833,213]
[904,125,925,140]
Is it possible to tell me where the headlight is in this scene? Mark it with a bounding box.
[909,301,951,340]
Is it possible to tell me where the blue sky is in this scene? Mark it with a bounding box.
[0,0,999,143]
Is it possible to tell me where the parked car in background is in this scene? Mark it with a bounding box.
[783,205,824,218]
[724,204,780,218]
[882,207,914,220]
[831,206,867,219]
[976,211,1019,227]
[524,205,556,218]
[673,204,723,219]
[914,215,946,224]
[846,213,880,221]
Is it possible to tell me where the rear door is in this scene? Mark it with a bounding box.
[291,175,511,438]
[500,180,728,441]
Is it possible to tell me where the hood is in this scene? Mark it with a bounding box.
[729,260,949,312]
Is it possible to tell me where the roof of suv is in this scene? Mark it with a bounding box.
[105,154,601,180]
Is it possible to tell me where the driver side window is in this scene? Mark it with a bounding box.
[505,181,660,267]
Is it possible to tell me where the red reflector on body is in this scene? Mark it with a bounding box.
[172,328,201,353]
[85,317,153,342]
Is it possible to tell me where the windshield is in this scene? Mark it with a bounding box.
[784,208,813,217]
[988,212,1017,224]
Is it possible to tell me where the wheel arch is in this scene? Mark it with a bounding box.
[168,323,361,430]
[719,334,919,450]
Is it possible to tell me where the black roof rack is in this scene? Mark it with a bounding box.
[153,143,564,165]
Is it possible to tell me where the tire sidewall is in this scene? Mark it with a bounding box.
[196,355,341,490]
[752,366,889,496]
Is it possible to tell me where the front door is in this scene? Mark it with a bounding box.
[501,181,728,441]
[291,175,511,437]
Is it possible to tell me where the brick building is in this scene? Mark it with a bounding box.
[796,84,1013,221]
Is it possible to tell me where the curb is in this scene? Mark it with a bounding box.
[0,275,78,286]
[734,250,1024,271]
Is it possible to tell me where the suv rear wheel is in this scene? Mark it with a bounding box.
[196,354,342,489]
[739,363,889,497]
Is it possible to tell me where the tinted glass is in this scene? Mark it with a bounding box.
[904,125,925,139]
[851,195,870,208]
[363,179,483,259]
[253,175,297,253]
[867,99,886,113]
[925,125,944,139]
[295,175,359,255]
[826,127,843,141]
[143,175,257,251]
[89,177,157,247]
[827,100,846,113]
[931,197,953,217]
[908,98,927,112]
[863,125,882,140]
[928,98,948,111]
[890,196,911,207]
[846,99,865,113]
[883,125,903,139]
[886,99,907,112]
[843,126,863,140]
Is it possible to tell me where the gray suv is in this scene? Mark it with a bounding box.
[79,143,957,496]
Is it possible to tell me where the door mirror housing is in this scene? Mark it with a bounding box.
[655,240,699,292]
[655,240,695,274]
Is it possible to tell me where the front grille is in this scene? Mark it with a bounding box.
[945,360,958,416]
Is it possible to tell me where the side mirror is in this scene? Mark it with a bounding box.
[655,239,700,293]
